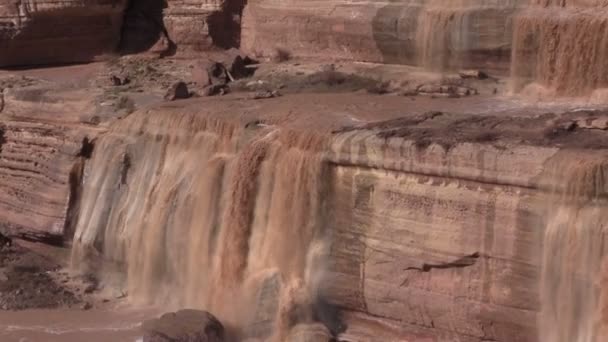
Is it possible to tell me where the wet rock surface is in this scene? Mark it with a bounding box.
[142,309,224,342]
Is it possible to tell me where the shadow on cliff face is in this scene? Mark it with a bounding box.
[119,0,175,55]
[208,0,248,49]
[371,1,422,65]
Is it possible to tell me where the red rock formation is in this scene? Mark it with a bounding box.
[241,0,522,73]
[0,85,107,242]
[69,95,608,341]
[0,0,127,67]
[120,0,245,55]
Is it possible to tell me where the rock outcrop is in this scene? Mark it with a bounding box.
[0,86,102,242]
[120,0,246,55]
[0,0,127,66]
[142,310,224,342]
[70,94,608,341]
[241,0,608,95]
[241,0,523,73]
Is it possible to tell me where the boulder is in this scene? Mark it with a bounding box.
[217,49,257,80]
[459,70,489,80]
[142,309,224,342]
[165,82,191,101]
[206,62,230,85]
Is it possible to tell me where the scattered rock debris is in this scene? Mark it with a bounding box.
[252,90,281,99]
[459,69,488,80]
[110,75,131,86]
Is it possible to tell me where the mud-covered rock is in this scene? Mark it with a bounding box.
[142,309,224,342]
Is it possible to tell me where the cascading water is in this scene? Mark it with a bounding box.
[539,153,608,342]
[70,110,332,340]
[510,1,608,96]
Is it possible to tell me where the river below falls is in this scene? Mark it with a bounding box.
[0,307,160,342]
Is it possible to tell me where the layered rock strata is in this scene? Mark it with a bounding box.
[70,95,608,341]
[120,0,245,55]
[241,0,608,95]
[241,0,524,73]
[0,0,127,66]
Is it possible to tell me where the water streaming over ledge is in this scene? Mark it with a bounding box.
[69,108,608,340]
[540,153,608,342]
[71,112,331,340]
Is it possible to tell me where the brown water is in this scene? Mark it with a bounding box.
[539,153,608,342]
[511,1,608,96]
[71,112,330,340]
[0,307,158,342]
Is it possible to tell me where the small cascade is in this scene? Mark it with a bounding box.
[416,7,470,71]
[539,153,608,342]
[414,0,518,72]
[511,2,608,96]
[71,111,331,340]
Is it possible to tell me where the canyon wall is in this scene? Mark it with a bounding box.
[241,0,523,73]
[241,0,608,95]
[120,0,245,55]
[0,85,107,242]
[2,0,608,96]
[0,0,127,66]
[70,102,608,341]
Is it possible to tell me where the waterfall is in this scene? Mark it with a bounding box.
[70,110,331,340]
[539,152,608,342]
[510,3,608,96]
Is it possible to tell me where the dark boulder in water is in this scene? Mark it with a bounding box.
[142,309,224,342]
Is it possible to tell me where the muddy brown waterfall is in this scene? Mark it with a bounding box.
[511,0,608,96]
[540,153,608,342]
[70,110,331,340]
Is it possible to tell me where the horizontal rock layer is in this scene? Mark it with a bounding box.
[241,0,608,95]
[0,83,109,242]
[69,96,608,341]
[0,0,127,66]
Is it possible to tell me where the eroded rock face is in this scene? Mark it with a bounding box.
[0,0,127,67]
[242,0,525,73]
[121,0,246,55]
[70,94,608,341]
[241,0,608,95]
[0,87,101,242]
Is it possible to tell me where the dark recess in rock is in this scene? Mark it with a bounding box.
[78,137,95,159]
[120,0,176,56]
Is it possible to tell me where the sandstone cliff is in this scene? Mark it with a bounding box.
[69,95,608,341]
[241,0,608,95]
[0,0,127,66]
